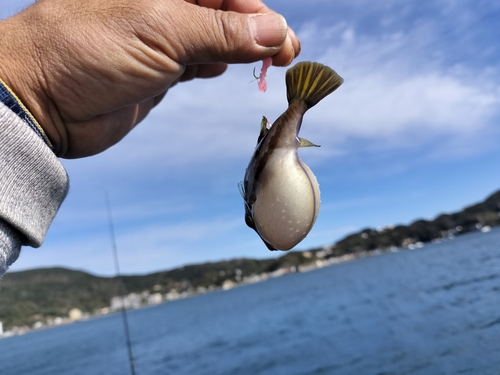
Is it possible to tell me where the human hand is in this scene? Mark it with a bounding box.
[0,0,300,158]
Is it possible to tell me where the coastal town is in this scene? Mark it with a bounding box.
[0,247,359,339]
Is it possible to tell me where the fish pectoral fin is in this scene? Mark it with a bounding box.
[257,116,270,144]
[237,181,246,198]
[299,137,320,148]
[239,181,257,230]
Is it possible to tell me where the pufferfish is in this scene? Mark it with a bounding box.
[240,61,343,251]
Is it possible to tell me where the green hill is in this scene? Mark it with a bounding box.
[327,189,500,257]
[0,253,318,330]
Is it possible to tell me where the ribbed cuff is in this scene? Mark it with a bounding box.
[0,219,22,278]
[0,102,68,247]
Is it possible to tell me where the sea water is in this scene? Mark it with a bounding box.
[1,229,500,375]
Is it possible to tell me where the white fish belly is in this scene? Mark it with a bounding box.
[252,152,320,250]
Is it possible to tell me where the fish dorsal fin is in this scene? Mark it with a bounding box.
[257,116,270,144]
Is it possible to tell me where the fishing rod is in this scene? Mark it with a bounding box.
[106,193,136,375]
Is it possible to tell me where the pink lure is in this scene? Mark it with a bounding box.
[257,58,272,92]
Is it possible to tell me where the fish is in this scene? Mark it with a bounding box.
[240,61,343,251]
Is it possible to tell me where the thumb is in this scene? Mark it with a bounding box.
[160,2,291,66]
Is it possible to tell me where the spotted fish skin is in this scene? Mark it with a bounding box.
[241,61,343,250]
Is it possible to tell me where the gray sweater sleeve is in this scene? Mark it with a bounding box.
[0,102,69,278]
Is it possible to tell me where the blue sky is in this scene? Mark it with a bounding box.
[2,0,500,276]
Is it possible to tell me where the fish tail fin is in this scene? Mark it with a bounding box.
[286,61,343,109]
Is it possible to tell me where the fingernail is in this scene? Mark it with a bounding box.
[250,14,288,48]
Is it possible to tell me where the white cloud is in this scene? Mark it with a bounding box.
[323,72,498,136]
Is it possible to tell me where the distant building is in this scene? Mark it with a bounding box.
[0,321,3,335]
[147,293,163,305]
[110,293,142,311]
[196,286,207,294]
[69,308,83,321]
[222,279,236,290]
[110,296,124,310]
[165,289,181,301]
[97,307,110,315]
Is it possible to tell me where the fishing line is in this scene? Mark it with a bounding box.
[106,193,137,375]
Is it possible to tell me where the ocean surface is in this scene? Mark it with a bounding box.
[1,229,500,375]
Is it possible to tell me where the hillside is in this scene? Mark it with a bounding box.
[326,189,500,256]
[0,252,319,330]
[1,189,500,331]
